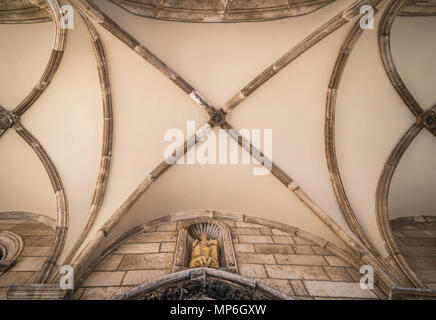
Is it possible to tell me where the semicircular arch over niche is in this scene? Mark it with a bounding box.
[115,267,293,300]
[75,211,386,300]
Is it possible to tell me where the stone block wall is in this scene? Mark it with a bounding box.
[392,216,436,290]
[77,219,384,300]
[0,217,55,299]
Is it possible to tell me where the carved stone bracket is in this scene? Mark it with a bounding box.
[422,106,436,135]
[0,106,18,132]
[207,108,227,128]
[173,218,237,274]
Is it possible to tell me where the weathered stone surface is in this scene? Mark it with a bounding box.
[122,269,170,286]
[160,242,176,252]
[236,253,276,264]
[24,236,54,247]
[81,271,126,287]
[260,229,273,236]
[0,224,15,230]
[118,253,174,270]
[0,219,28,225]
[235,222,262,228]
[400,229,435,238]
[399,246,436,257]
[271,229,290,236]
[293,237,312,245]
[293,245,315,255]
[231,228,260,235]
[290,280,308,296]
[115,243,160,254]
[239,264,267,278]
[265,265,329,280]
[73,288,85,300]
[234,243,255,253]
[126,231,177,243]
[94,255,123,271]
[0,272,34,287]
[81,286,132,300]
[21,246,51,257]
[272,236,294,244]
[0,288,8,300]
[399,237,435,246]
[324,266,352,281]
[406,256,436,269]
[257,278,294,296]
[274,254,327,266]
[304,281,376,298]
[11,223,52,236]
[238,235,273,244]
[324,256,350,267]
[10,257,45,272]
[416,270,436,282]
[156,222,178,232]
[312,246,330,255]
[255,244,293,254]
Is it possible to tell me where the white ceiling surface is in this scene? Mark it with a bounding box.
[96,129,347,256]
[0,129,57,217]
[0,22,53,109]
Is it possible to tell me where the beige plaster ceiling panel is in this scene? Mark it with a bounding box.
[391,16,436,111]
[0,22,53,108]
[0,130,56,217]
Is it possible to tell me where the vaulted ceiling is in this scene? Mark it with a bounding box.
[0,0,435,287]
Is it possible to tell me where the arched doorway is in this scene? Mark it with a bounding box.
[114,268,293,300]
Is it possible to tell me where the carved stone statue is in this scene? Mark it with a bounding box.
[189,233,219,269]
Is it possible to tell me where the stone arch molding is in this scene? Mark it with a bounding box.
[114,268,293,300]
[0,231,24,275]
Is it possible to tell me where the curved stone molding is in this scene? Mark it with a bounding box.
[378,0,424,118]
[13,0,67,116]
[399,1,436,16]
[0,1,67,282]
[107,0,334,23]
[0,211,57,229]
[114,268,293,300]
[0,231,24,274]
[375,122,425,288]
[324,3,386,257]
[0,0,51,24]
[14,124,68,283]
[375,0,436,288]
[60,12,114,268]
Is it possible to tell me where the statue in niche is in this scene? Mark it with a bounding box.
[189,233,219,269]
